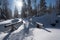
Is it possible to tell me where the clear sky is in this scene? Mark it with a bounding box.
[9,0,56,9]
[46,0,56,6]
[9,0,23,15]
[8,0,56,14]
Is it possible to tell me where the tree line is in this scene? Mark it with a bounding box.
[0,0,60,20]
[21,0,60,18]
[0,0,19,20]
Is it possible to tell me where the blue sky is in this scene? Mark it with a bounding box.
[46,0,56,6]
[8,0,56,14]
[9,0,56,9]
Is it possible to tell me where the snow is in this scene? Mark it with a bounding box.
[0,18,23,32]
[12,24,24,34]
[0,32,8,40]
[0,13,60,40]
[32,28,60,40]
[0,19,13,25]
[36,22,43,26]
[0,18,22,25]
[7,28,60,40]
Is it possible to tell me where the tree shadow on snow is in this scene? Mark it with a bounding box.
[2,19,23,40]
[2,23,23,40]
[3,31,12,40]
[41,27,51,32]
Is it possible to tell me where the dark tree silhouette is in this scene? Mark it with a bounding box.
[0,0,11,20]
[48,3,53,14]
[27,0,32,17]
[32,0,37,16]
[21,0,27,18]
[56,0,60,14]
[14,6,19,18]
[39,0,47,15]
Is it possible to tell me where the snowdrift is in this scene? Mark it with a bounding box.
[0,13,60,40]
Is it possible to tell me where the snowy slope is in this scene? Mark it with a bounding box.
[7,27,60,40]
[0,32,8,40]
[0,13,60,40]
[0,18,22,25]
[7,14,60,40]
[0,18,22,32]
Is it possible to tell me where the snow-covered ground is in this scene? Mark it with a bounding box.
[0,18,22,32]
[0,13,60,40]
[0,32,8,40]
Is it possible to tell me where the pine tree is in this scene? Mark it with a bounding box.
[56,0,60,14]
[14,6,18,18]
[0,0,2,19]
[39,0,47,15]
[0,0,2,5]
[0,8,1,19]
[21,0,27,18]
[48,3,53,14]
[8,8,12,19]
[33,0,37,16]
[27,0,32,17]
[1,0,9,19]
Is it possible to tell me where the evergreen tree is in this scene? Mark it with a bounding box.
[27,0,32,17]
[0,0,2,19]
[21,0,27,18]
[0,0,2,5]
[8,8,12,19]
[0,8,1,19]
[14,6,18,18]
[33,0,37,16]
[39,0,47,15]
[48,3,53,14]
[56,0,60,14]
[1,0,9,19]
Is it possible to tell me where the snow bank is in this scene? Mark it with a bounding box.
[0,13,60,40]
[6,28,60,40]
[0,32,8,40]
